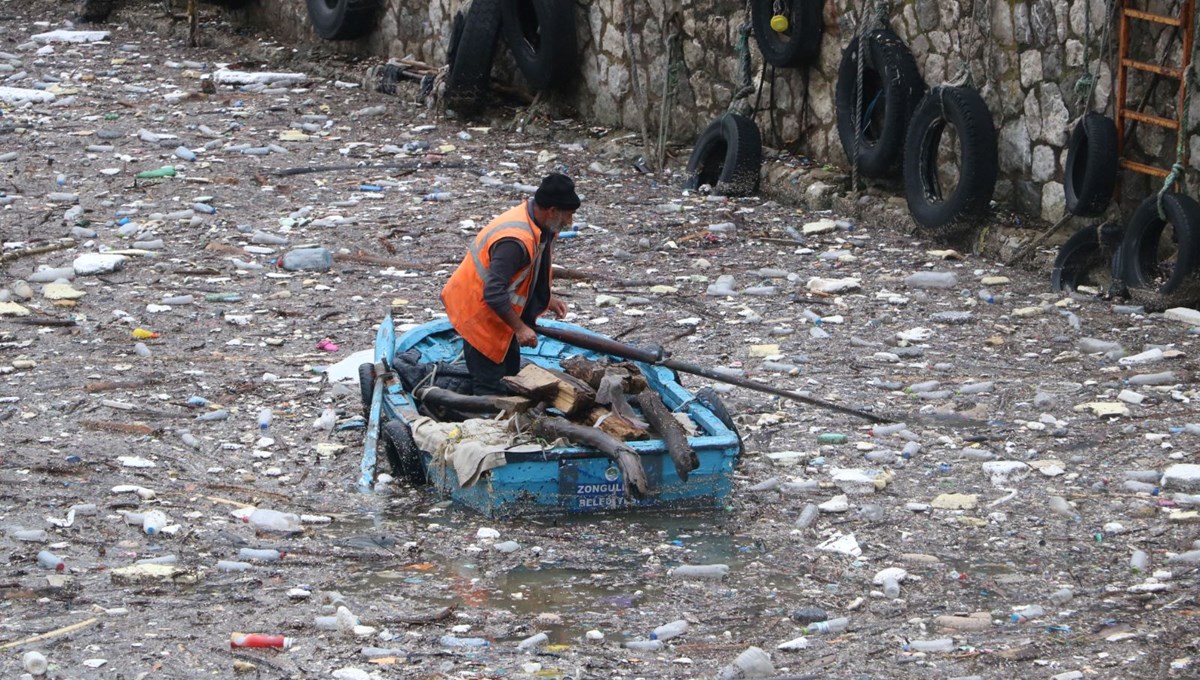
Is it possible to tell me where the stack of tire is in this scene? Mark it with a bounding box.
[444,0,578,116]
[1055,112,1200,306]
[685,0,825,197]
[832,27,999,235]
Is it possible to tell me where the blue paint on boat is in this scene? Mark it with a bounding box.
[365,313,742,517]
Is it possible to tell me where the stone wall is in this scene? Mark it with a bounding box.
[247,0,1200,222]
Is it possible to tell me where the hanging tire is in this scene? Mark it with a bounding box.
[500,0,577,90]
[902,85,999,232]
[358,362,376,421]
[445,0,503,115]
[1051,222,1125,293]
[1064,113,1118,217]
[835,28,926,178]
[684,113,762,197]
[305,0,378,40]
[750,0,825,67]
[382,419,425,484]
[1120,193,1200,296]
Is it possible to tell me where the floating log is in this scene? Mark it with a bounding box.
[414,386,532,415]
[636,390,699,481]
[532,415,650,498]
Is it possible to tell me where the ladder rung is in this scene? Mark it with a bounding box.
[1118,109,1181,130]
[1120,58,1184,78]
[1124,8,1183,26]
[1120,159,1172,178]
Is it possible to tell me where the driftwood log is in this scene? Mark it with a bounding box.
[414,386,532,415]
[532,415,651,498]
[561,355,647,393]
[635,390,699,481]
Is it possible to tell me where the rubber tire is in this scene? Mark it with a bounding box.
[902,85,999,232]
[836,28,926,178]
[1064,113,1118,217]
[1051,222,1125,293]
[305,0,378,40]
[358,362,376,421]
[750,0,825,67]
[1121,193,1200,295]
[382,419,425,485]
[684,113,762,197]
[445,0,503,116]
[500,0,577,90]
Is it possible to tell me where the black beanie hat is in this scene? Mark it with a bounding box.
[533,173,581,210]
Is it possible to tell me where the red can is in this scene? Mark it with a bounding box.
[229,632,292,649]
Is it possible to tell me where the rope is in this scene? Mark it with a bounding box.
[730,15,755,115]
[1157,18,1199,217]
[656,11,683,170]
[851,3,869,192]
[1075,0,1116,115]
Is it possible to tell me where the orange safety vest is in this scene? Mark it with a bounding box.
[441,200,551,363]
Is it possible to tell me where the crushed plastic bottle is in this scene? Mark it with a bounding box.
[278,247,333,272]
[904,271,958,289]
[717,646,774,679]
[246,508,302,533]
[257,408,273,431]
[142,510,167,535]
[804,617,849,634]
[651,619,689,640]
[439,635,490,648]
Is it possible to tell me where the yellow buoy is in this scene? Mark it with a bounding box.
[770,14,789,32]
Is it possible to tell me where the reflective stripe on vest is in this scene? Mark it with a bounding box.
[467,219,542,306]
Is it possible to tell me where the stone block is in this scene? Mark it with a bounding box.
[1041,181,1065,222]
[1019,50,1043,89]
[1031,144,1056,182]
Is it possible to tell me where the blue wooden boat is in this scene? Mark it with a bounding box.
[359,312,743,517]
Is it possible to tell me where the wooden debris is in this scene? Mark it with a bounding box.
[0,617,99,651]
[561,355,647,393]
[333,250,448,270]
[586,406,647,440]
[533,415,650,498]
[502,365,562,402]
[503,364,594,417]
[414,386,532,415]
[0,238,76,263]
[85,378,161,393]
[636,390,698,481]
[81,420,159,436]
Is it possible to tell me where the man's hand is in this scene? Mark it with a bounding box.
[514,323,538,348]
[547,295,568,319]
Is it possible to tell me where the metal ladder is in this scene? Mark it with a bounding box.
[1115,0,1195,179]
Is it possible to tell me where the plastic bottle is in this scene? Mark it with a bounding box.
[196,409,229,422]
[257,408,273,431]
[1048,496,1079,521]
[796,503,819,529]
[136,166,177,179]
[439,635,489,648]
[624,639,664,652]
[1010,604,1044,623]
[423,192,453,201]
[142,510,167,535]
[180,431,200,450]
[669,564,729,580]
[218,560,253,572]
[1127,371,1177,386]
[717,646,774,679]
[804,617,849,635]
[239,548,282,562]
[136,554,178,565]
[230,632,291,649]
[246,508,302,533]
[1049,587,1074,605]
[881,576,901,598]
[1130,549,1149,572]
[904,272,958,289]
[651,619,689,641]
[908,638,954,653]
[871,423,907,437]
[37,550,65,571]
[977,289,995,304]
[278,247,333,272]
[251,230,289,245]
[801,308,823,325]
[11,529,47,542]
[517,632,548,651]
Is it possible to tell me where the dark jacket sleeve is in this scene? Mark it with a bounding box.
[483,238,531,316]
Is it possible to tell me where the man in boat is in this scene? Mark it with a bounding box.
[441,173,579,395]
